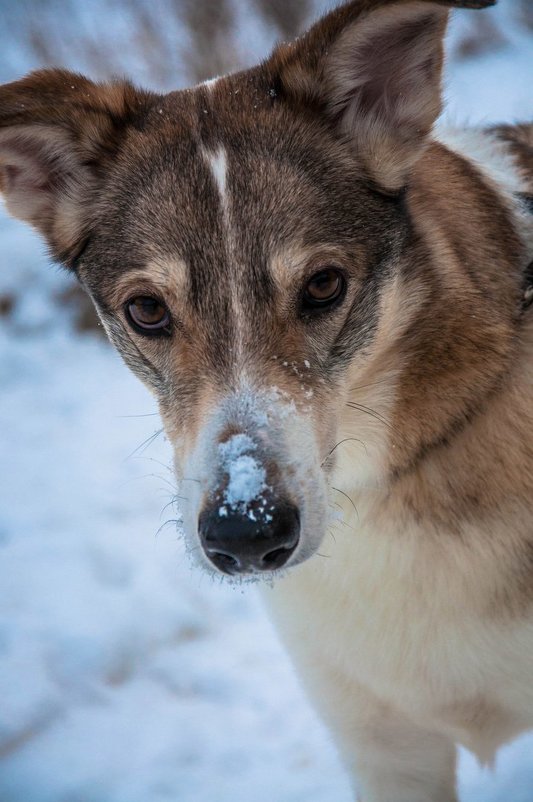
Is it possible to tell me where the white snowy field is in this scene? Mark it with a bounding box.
[0,2,532,801]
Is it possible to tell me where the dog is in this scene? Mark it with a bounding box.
[1,0,532,799]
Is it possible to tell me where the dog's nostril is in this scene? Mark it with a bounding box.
[207,550,240,574]
[261,546,294,569]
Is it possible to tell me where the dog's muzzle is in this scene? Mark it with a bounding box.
[199,496,300,575]
[178,387,328,577]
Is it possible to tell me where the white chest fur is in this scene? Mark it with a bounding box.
[262,505,533,763]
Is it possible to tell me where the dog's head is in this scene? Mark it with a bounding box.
[2,0,515,578]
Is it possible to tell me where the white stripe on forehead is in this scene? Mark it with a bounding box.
[201,145,228,214]
[201,145,245,364]
[210,148,228,203]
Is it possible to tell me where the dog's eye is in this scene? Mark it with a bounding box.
[303,269,346,310]
[125,296,171,335]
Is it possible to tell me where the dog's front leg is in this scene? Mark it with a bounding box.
[313,674,458,802]
[344,707,458,802]
[263,597,458,800]
[309,671,458,802]
[264,585,459,802]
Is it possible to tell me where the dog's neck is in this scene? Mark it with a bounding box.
[335,127,533,538]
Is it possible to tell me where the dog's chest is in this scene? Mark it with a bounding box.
[266,519,462,697]
[262,510,533,752]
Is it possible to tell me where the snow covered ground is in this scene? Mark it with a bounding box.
[0,2,532,801]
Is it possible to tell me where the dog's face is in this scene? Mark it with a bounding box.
[1,0,511,577]
[75,84,409,576]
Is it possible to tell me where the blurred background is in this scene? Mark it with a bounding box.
[0,2,532,801]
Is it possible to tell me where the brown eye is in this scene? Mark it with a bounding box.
[126,296,171,335]
[303,269,346,310]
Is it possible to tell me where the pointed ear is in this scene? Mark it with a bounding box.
[0,69,156,264]
[271,0,496,192]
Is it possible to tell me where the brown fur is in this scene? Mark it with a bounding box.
[492,123,533,192]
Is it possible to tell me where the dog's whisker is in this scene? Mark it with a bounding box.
[330,485,359,523]
[137,456,174,474]
[115,412,160,419]
[159,496,187,520]
[345,401,391,429]
[126,428,165,460]
[348,377,392,393]
[116,472,175,492]
[345,401,402,440]
[330,517,350,530]
[154,518,182,539]
[321,436,368,467]
[155,476,178,492]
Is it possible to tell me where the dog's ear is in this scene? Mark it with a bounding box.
[271,0,495,192]
[0,69,156,264]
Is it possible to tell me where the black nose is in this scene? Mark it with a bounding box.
[199,501,300,575]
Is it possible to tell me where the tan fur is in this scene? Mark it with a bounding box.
[110,262,190,313]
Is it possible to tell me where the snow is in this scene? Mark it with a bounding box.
[225,454,266,508]
[219,435,267,511]
[0,3,532,801]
